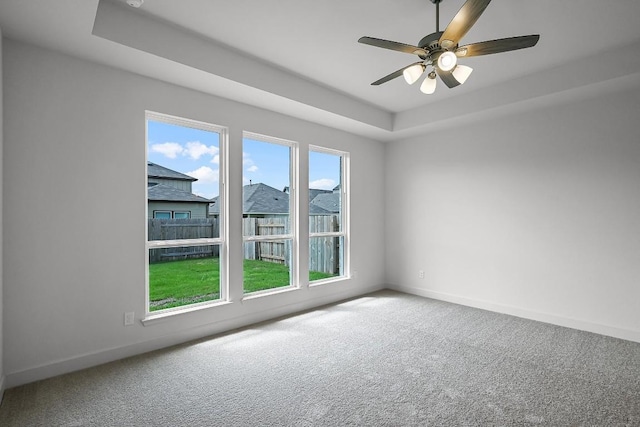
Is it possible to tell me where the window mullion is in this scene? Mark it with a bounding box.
[148,238,223,249]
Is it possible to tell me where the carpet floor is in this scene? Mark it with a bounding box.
[1,290,639,426]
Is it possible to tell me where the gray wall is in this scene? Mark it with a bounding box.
[148,178,191,192]
[147,201,208,219]
[385,84,640,342]
[3,39,385,387]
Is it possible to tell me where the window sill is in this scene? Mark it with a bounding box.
[242,285,299,302]
[141,300,233,326]
[309,276,349,287]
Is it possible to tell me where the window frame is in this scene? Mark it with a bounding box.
[308,145,350,284]
[242,131,298,297]
[145,111,228,316]
[153,210,172,219]
[152,210,192,219]
[173,211,191,219]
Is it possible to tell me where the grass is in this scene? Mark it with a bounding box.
[149,257,335,311]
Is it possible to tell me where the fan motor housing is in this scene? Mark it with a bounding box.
[418,31,444,51]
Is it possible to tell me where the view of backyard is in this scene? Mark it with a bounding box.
[146,116,345,313]
[149,257,335,311]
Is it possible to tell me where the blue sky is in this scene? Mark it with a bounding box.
[147,120,341,199]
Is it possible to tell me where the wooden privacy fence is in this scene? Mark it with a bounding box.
[244,216,340,274]
[148,218,219,263]
[149,216,340,274]
[243,217,289,266]
[309,215,340,275]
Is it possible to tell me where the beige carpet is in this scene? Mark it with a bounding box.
[1,290,639,426]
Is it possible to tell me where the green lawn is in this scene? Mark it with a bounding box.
[149,257,335,311]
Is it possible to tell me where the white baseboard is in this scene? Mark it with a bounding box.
[5,283,384,389]
[387,284,640,344]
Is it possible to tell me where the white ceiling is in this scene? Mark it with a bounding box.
[2,0,640,141]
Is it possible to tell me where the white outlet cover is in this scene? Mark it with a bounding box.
[124,312,135,326]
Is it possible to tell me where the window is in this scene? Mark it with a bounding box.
[153,211,172,219]
[173,211,191,219]
[153,210,192,219]
[242,132,297,295]
[309,147,348,282]
[146,112,226,313]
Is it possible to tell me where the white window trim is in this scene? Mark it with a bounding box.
[308,145,350,282]
[145,111,228,319]
[242,131,299,297]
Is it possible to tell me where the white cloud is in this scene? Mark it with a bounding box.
[184,141,218,160]
[243,151,258,173]
[212,154,220,165]
[186,166,219,184]
[150,142,183,159]
[309,178,336,190]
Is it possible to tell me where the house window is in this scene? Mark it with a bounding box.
[242,132,297,295]
[309,146,349,282]
[153,211,172,219]
[153,210,192,219]
[173,211,191,219]
[146,111,226,313]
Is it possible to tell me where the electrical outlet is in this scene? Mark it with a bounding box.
[418,270,425,279]
[124,311,135,326]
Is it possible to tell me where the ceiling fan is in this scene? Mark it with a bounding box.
[358,0,540,94]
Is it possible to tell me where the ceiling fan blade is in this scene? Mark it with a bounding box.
[371,62,423,86]
[359,36,428,57]
[436,68,461,89]
[440,0,492,48]
[456,35,540,57]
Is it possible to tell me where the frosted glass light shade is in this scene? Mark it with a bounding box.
[403,64,425,85]
[420,75,437,94]
[452,65,473,84]
[437,51,457,72]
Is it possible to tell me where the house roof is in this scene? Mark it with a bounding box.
[310,192,340,214]
[309,188,331,201]
[147,162,196,182]
[147,183,210,203]
[243,183,289,214]
[209,183,333,215]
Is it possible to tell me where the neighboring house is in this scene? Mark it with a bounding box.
[147,162,210,219]
[309,185,341,214]
[209,182,333,217]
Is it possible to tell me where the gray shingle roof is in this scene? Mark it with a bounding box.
[147,183,210,203]
[309,188,331,201]
[243,183,289,214]
[310,192,340,213]
[147,162,196,181]
[209,183,333,215]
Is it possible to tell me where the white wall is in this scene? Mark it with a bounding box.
[2,39,385,387]
[386,83,640,342]
[0,25,5,400]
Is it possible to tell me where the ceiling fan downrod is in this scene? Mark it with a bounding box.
[431,0,442,33]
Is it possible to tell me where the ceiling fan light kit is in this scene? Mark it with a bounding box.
[420,71,438,94]
[452,64,473,84]
[358,0,540,95]
[403,63,426,85]
[437,51,457,72]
